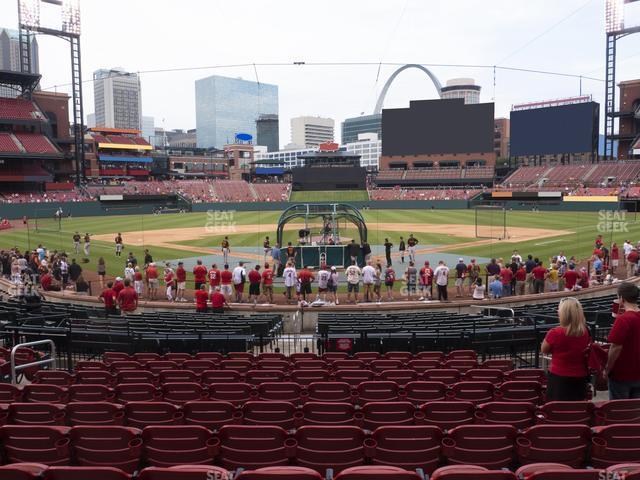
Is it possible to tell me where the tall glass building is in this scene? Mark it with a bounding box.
[341,114,381,145]
[195,75,278,149]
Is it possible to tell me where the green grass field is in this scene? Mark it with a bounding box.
[2,208,636,279]
[290,190,369,202]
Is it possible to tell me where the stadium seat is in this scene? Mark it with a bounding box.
[516,424,591,467]
[1,425,71,465]
[68,384,114,403]
[147,361,180,376]
[201,370,243,384]
[161,382,208,405]
[70,425,142,472]
[290,369,330,386]
[321,353,349,363]
[442,425,517,469]
[227,352,255,361]
[355,381,400,404]
[431,465,516,480]
[76,361,110,372]
[182,360,217,374]
[334,466,424,479]
[43,466,132,480]
[32,371,74,386]
[142,425,216,467]
[307,382,353,403]
[515,463,603,479]
[537,401,595,425]
[407,359,442,373]
[448,381,494,404]
[422,369,460,385]
[361,402,418,430]
[137,465,231,480]
[495,381,543,404]
[208,382,257,405]
[379,369,418,385]
[506,369,546,384]
[463,369,504,384]
[0,463,49,480]
[369,425,442,473]
[110,361,143,372]
[245,369,286,385]
[294,360,329,370]
[132,353,162,365]
[158,370,200,384]
[220,360,253,374]
[256,360,290,371]
[443,360,478,373]
[104,352,131,364]
[475,402,537,429]
[214,425,291,470]
[403,381,448,404]
[194,352,224,362]
[415,351,444,361]
[301,402,356,426]
[235,466,321,479]
[22,384,68,404]
[420,401,475,430]
[595,399,640,425]
[0,383,22,402]
[370,360,405,373]
[164,353,193,365]
[293,425,366,473]
[66,402,125,426]
[334,369,375,387]
[384,352,414,362]
[117,370,158,385]
[353,352,381,363]
[9,402,66,425]
[257,353,287,361]
[333,360,367,371]
[183,401,242,429]
[290,353,319,362]
[446,350,478,361]
[591,424,640,468]
[257,382,303,403]
[606,464,640,480]
[75,370,115,386]
[115,383,162,403]
[242,401,301,430]
[481,359,514,372]
[124,402,183,428]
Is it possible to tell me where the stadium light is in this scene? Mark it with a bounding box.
[605,0,625,33]
[18,0,41,29]
[61,0,81,35]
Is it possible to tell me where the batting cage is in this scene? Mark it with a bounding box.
[475,205,508,239]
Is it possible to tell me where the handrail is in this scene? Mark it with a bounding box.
[10,339,56,385]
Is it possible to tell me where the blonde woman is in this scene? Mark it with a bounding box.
[541,297,591,401]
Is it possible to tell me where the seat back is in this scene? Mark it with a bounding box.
[43,466,132,480]
[235,466,322,480]
[591,424,640,468]
[334,370,375,387]
[115,383,162,403]
[124,402,182,428]
[595,399,640,425]
[138,466,231,480]
[68,384,114,403]
[215,425,290,470]
[9,402,66,425]
[496,381,543,404]
[356,381,399,404]
[161,382,208,405]
[302,402,356,426]
[371,425,442,474]
[538,401,595,425]
[307,382,353,403]
[183,401,241,430]
[67,402,125,426]
[142,425,215,467]
[257,382,302,403]
[404,381,447,404]
[475,402,537,429]
[361,402,417,430]
[1,425,71,465]
[242,401,300,430]
[208,382,256,405]
[334,466,424,480]
[294,425,366,473]
[420,401,475,430]
[70,425,142,473]
[443,424,517,470]
[517,425,591,467]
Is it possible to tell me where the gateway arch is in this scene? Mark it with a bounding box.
[373,64,443,115]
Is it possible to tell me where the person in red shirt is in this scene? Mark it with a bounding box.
[563,264,580,291]
[248,265,262,304]
[541,297,590,401]
[261,263,274,304]
[175,261,187,302]
[627,247,639,278]
[146,263,159,300]
[194,284,209,313]
[531,262,547,294]
[595,234,604,249]
[606,282,640,399]
[611,242,620,274]
[193,259,207,290]
[99,281,118,315]
[112,277,124,296]
[297,266,314,301]
[210,286,230,314]
[40,269,57,291]
[500,266,513,296]
[208,263,221,293]
[419,261,433,300]
[117,279,138,313]
[220,264,233,300]
[514,265,527,295]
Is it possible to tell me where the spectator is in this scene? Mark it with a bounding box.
[146,263,158,300]
[606,282,640,399]
[68,258,82,283]
[208,263,221,294]
[133,266,143,298]
[563,264,580,291]
[467,259,480,295]
[262,263,274,304]
[404,261,417,301]
[541,297,590,401]
[384,264,396,301]
[220,264,233,300]
[283,262,297,303]
[193,260,207,291]
[454,258,466,297]
[297,265,314,302]
[547,264,560,292]
[99,281,117,315]
[75,274,89,294]
[433,260,449,302]
[210,286,229,314]
[532,262,547,294]
[112,276,124,296]
[627,247,639,278]
[347,240,360,265]
[117,278,138,313]
[175,261,187,302]
[515,263,527,295]
[97,257,106,289]
[195,284,209,313]
[362,261,376,302]
[361,240,372,263]
[486,258,500,277]
[124,262,135,283]
[328,266,339,305]
[500,263,513,296]
[345,260,361,304]
[163,264,174,302]
[489,275,503,299]
[248,264,262,304]
[232,262,246,303]
[271,243,281,275]
[611,242,620,274]
[316,264,330,303]
[419,261,433,301]
[472,278,485,300]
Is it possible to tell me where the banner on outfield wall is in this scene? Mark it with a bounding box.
[99,195,124,201]
[562,196,619,202]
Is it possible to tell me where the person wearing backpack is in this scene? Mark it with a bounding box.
[541,297,591,401]
[606,282,640,399]
[384,265,396,301]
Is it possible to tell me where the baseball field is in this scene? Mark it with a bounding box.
[1,208,636,282]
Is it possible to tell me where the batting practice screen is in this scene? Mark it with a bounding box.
[475,206,507,239]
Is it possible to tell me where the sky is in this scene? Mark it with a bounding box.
[4,0,640,148]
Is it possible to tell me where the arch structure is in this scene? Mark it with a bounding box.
[373,64,443,115]
[276,203,367,246]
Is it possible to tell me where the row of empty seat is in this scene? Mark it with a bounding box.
[0,97,45,121]
[0,132,59,154]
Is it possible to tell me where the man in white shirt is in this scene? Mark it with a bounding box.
[361,261,376,303]
[232,262,246,303]
[623,240,633,261]
[433,260,450,302]
[345,261,362,304]
[124,263,135,283]
[283,262,297,303]
[316,265,330,302]
[511,250,522,264]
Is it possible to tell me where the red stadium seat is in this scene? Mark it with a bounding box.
[163,353,193,365]
[334,369,375,387]
[422,368,460,385]
[137,466,230,480]
[208,382,257,405]
[516,463,603,480]
[333,360,367,370]
[43,466,132,480]
[103,352,131,364]
[463,369,504,384]
[475,402,537,429]
[0,383,22,402]
[404,381,448,404]
[235,466,321,480]
[415,351,445,361]
[447,350,478,361]
[355,381,400,404]
[182,360,217,374]
[307,382,353,403]
[201,369,243,384]
[442,425,517,469]
[1,425,71,465]
[147,361,179,376]
[257,352,287,361]
[361,402,418,430]
[321,352,349,363]
[290,369,330,386]
[245,369,286,385]
[443,360,478,373]
[110,361,143,373]
[370,360,404,373]
[369,425,442,473]
[161,382,208,405]
[293,425,366,473]
[220,360,253,374]
[143,425,216,467]
[68,384,114,403]
[334,466,424,480]
[495,381,543,404]
[606,464,640,480]
[431,465,516,480]
[537,401,595,425]
[379,369,418,385]
[595,399,640,425]
[407,359,441,373]
[516,424,591,467]
[124,402,183,428]
[242,401,301,430]
[67,402,125,426]
[506,369,546,384]
[194,352,224,362]
[482,359,514,372]
[352,352,381,363]
[75,361,110,371]
[591,424,640,468]
[32,371,74,386]
[256,360,290,371]
[420,401,475,430]
[115,383,162,403]
[227,352,255,361]
[257,382,303,403]
[290,353,319,362]
[132,353,162,365]
[384,352,413,362]
[158,370,200,384]
[301,402,356,426]
[22,384,68,404]
[0,463,48,480]
[294,360,329,370]
[70,425,142,473]
[116,370,158,385]
[214,425,291,470]
[75,370,115,386]
[183,401,242,429]
[448,381,494,404]
[9,402,66,425]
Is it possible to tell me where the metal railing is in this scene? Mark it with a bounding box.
[10,339,56,384]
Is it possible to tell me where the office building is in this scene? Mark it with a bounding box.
[0,27,39,74]
[618,79,640,159]
[341,114,382,145]
[440,78,481,104]
[195,75,278,149]
[256,114,279,152]
[141,116,155,144]
[344,133,382,170]
[254,145,317,169]
[291,116,334,148]
[494,118,510,159]
[93,67,142,130]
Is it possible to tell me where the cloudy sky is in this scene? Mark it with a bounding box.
[5,0,640,147]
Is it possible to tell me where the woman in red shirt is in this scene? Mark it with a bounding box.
[541,297,591,401]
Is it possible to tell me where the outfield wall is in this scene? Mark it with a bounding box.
[0,198,622,220]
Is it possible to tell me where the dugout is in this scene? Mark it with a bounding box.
[276,203,368,268]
